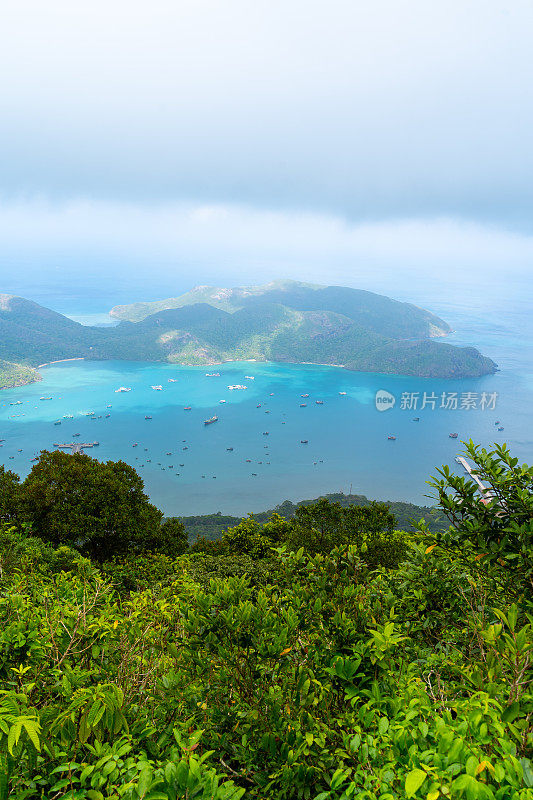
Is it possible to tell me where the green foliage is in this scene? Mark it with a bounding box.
[430,440,533,597]
[180,492,447,543]
[0,444,531,799]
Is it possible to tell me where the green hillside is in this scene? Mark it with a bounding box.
[0,283,497,379]
[180,491,447,542]
[0,359,41,390]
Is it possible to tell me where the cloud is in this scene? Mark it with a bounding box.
[1,0,533,226]
[0,198,531,305]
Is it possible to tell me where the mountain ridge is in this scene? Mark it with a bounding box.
[0,281,497,386]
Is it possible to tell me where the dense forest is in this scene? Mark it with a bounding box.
[180,493,447,542]
[0,441,531,798]
[0,283,497,386]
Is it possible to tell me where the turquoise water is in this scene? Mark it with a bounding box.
[1,357,530,515]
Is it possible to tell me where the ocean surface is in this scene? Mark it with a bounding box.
[1,275,531,515]
[1,353,531,516]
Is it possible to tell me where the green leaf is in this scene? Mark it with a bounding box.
[405,769,428,798]
[502,702,520,723]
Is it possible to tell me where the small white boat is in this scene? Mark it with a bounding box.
[339,391,347,395]
[168,378,178,382]
[63,414,74,419]
[206,373,220,377]
[244,375,255,380]
[115,387,131,393]
[227,384,247,390]
[151,385,163,391]
[219,399,226,403]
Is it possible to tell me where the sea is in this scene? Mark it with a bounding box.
[1,277,531,516]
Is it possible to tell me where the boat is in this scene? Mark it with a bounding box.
[106,404,112,408]
[73,433,80,437]
[184,406,192,411]
[105,414,110,418]
[300,440,308,444]
[449,433,458,438]
[497,426,504,431]
[85,411,95,416]
[495,421,500,425]
[315,400,324,405]
[387,436,396,440]
[40,397,52,401]
[63,414,74,419]
[168,378,178,382]
[226,447,234,451]
[263,431,269,435]
[301,394,309,398]
[300,403,307,407]
[219,399,226,403]
[53,421,61,425]
[339,391,347,395]
[114,387,131,393]
[413,417,420,421]
[204,416,218,425]
[151,385,162,391]
[256,404,261,408]
[244,375,255,380]
[206,373,220,377]
[145,415,152,420]
[227,384,247,390]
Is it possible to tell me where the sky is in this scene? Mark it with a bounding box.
[0,0,532,308]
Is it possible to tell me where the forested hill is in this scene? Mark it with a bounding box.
[0,282,498,384]
[180,491,447,542]
[111,279,451,339]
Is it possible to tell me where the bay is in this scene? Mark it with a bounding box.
[1,357,529,516]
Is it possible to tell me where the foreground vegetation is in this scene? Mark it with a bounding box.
[0,442,531,798]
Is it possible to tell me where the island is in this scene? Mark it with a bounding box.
[0,281,497,387]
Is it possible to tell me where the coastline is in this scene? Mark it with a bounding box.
[37,357,86,369]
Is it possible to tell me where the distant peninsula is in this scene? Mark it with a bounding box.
[0,281,497,387]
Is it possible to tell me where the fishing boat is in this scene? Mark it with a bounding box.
[114,387,131,393]
[168,378,178,382]
[219,399,226,403]
[413,417,420,421]
[497,426,504,431]
[226,447,234,451]
[54,421,61,425]
[40,397,52,401]
[300,439,308,444]
[387,436,396,440]
[300,403,307,407]
[204,415,218,425]
[339,391,347,395]
[63,414,74,419]
[228,384,247,390]
[244,375,255,380]
[315,400,324,405]
[263,431,269,435]
[85,411,95,416]
[151,385,162,391]
[73,433,80,437]
[145,415,152,420]
[301,393,309,398]
[184,406,192,411]
[206,373,220,377]
[449,433,458,438]
[495,421,501,425]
